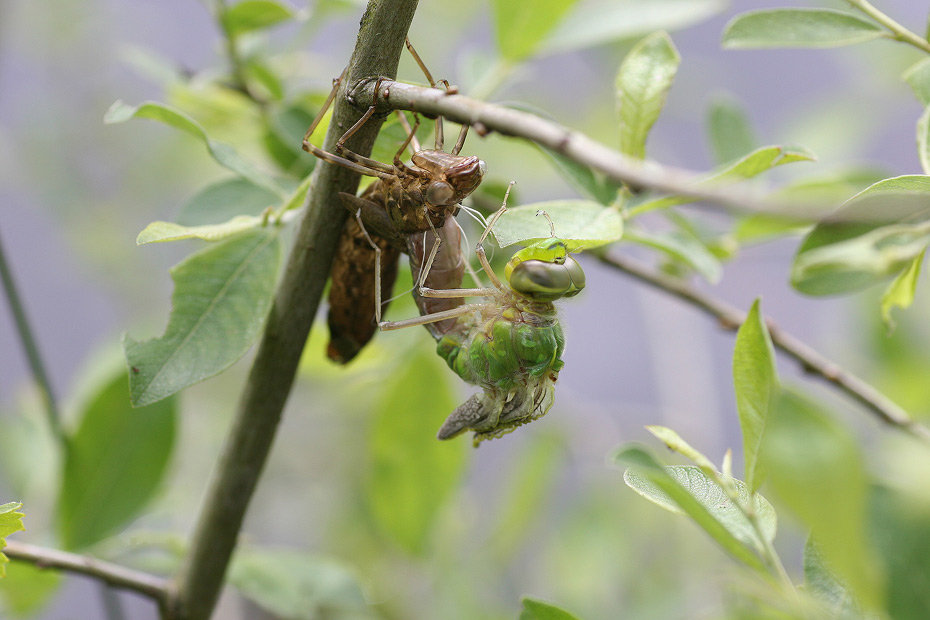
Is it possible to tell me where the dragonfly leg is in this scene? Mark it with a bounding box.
[351,209,384,323]
[393,112,421,168]
[379,302,491,331]
[405,37,454,150]
[473,181,516,291]
[395,110,421,156]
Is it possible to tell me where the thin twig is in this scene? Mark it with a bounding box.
[5,540,170,608]
[350,80,794,214]
[171,2,420,620]
[846,0,930,54]
[599,251,930,443]
[0,230,65,445]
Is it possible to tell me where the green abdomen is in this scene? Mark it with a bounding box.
[437,312,565,392]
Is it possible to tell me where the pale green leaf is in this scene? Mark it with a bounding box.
[535,146,619,205]
[628,145,815,216]
[722,9,886,49]
[222,0,297,37]
[762,390,881,608]
[57,371,176,550]
[792,176,930,295]
[733,299,778,493]
[707,95,758,165]
[137,215,267,244]
[903,58,930,106]
[616,31,680,160]
[645,426,717,472]
[229,548,373,620]
[491,201,623,250]
[520,597,582,620]
[918,106,930,175]
[104,100,286,198]
[544,0,725,55]
[0,504,25,575]
[124,229,282,406]
[366,348,465,554]
[803,537,864,617]
[880,249,924,330]
[0,562,61,615]
[177,177,283,226]
[616,447,768,572]
[491,0,578,61]
[623,228,722,283]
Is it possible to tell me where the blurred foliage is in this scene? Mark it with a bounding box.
[4,1,930,620]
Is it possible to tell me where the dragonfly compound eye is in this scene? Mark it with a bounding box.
[426,180,456,206]
[510,259,584,301]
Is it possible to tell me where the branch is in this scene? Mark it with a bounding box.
[5,540,170,609]
[350,80,796,214]
[599,251,930,443]
[845,0,930,54]
[171,2,420,619]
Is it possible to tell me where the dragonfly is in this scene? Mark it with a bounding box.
[302,40,486,363]
[378,185,587,445]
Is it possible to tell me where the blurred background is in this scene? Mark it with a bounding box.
[2,0,930,618]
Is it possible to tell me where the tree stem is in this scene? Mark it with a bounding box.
[0,230,65,444]
[5,540,170,609]
[170,2,420,619]
[599,251,930,443]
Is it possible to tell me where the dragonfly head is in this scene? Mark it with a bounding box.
[505,239,586,302]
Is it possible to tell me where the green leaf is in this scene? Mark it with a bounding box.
[616,447,769,571]
[177,177,284,226]
[803,537,864,618]
[903,58,930,106]
[228,548,373,620]
[491,0,578,61]
[124,228,282,406]
[645,426,717,472]
[519,597,582,620]
[543,0,726,55]
[0,562,61,615]
[918,106,930,175]
[628,145,815,216]
[722,9,886,49]
[616,31,680,160]
[706,95,758,165]
[104,100,286,198]
[535,146,619,205]
[221,0,297,37]
[491,202,623,250]
[137,215,268,244]
[762,390,881,609]
[366,348,466,554]
[57,370,176,550]
[881,250,924,331]
[623,228,722,283]
[792,176,930,295]
[0,503,25,577]
[733,299,779,493]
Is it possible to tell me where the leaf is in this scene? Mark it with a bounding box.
[366,347,466,554]
[616,31,680,160]
[176,177,284,226]
[616,447,769,572]
[722,9,886,49]
[228,548,373,620]
[543,0,726,55]
[519,597,582,620]
[137,215,268,244]
[706,95,758,165]
[222,0,297,37]
[491,201,623,250]
[0,502,25,577]
[124,228,282,406]
[628,145,815,216]
[803,537,864,618]
[918,106,930,175]
[733,299,778,493]
[761,390,880,609]
[56,371,177,550]
[792,176,930,295]
[645,426,717,472]
[491,0,578,61]
[104,100,286,198]
[881,250,924,331]
[903,58,930,106]
[623,228,722,283]
[535,146,619,205]
[0,562,61,615]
